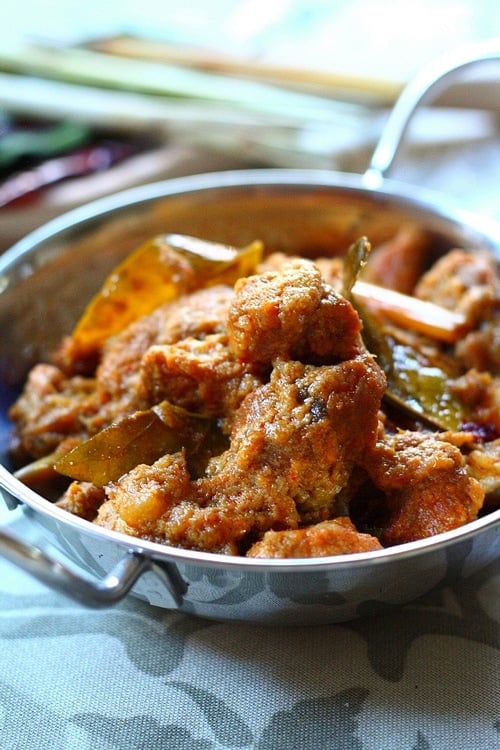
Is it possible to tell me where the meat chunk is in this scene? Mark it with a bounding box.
[227,258,322,363]
[456,325,500,376]
[247,517,383,558]
[414,248,499,325]
[227,258,363,364]
[362,226,432,293]
[139,333,264,422]
[194,355,386,542]
[95,450,269,555]
[363,431,485,545]
[8,364,97,459]
[100,452,192,531]
[465,438,500,506]
[95,285,234,415]
[449,369,500,435]
[95,354,386,554]
[57,481,106,521]
[415,249,500,375]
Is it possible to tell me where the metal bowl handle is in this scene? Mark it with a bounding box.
[0,524,152,607]
[2,43,500,611]
[364,42,500,188]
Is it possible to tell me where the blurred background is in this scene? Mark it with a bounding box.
[1,0,500,250]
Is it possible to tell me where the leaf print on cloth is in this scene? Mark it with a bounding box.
[0,582,210,678]
[71,714,215,750]
[268,570,346,607]
[184,568,265,608]
[346,559,500,682]
[0,680,72,750]
[412,730,432,750]
[256,687,368,750]
[171,682,254,747]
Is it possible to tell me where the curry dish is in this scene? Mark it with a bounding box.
[8,230,500,558]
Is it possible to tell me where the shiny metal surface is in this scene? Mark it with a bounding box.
[1,48,500,622]
[0,515,151,607]
[1,168,500,624]
[365,43,500,186]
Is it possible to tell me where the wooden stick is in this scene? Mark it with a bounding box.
[91,34,400,105]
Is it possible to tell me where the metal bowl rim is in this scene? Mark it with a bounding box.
[3,467,499,572]
[3,166,500,274]
[1,165,500,573]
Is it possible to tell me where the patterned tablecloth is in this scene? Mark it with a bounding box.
[1,501,499,750]
[1,116,500,749]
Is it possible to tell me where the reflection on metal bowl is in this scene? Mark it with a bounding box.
[0,167,499,624]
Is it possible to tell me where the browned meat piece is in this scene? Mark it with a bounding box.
[101,452,192,530]
[57,481,106,521]
[362,226,432,293]
[156,284,234,345]
[414,248,500,324]
[139,333,264,423]
[465,438,500,507]
[247,517,383,558]
[96,354,385,554]
[456,325,500,376]
[449,369,500,435]
[95,285,234,413]
[214,356,386,525]
[93,304,167,407]
[363,431,484,546]
[300,287,365,363]
[95,451,259,555]
[8,364,97,459]
[258,252,345,291]
[227,258,363,364]
[414,248,500,375]
[10,285,236,462]
[54,286,233,435]
[227,258,322,363]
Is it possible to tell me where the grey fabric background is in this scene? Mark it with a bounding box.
[1,501,499,750]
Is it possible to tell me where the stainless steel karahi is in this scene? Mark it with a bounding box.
[1,48,500,625]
